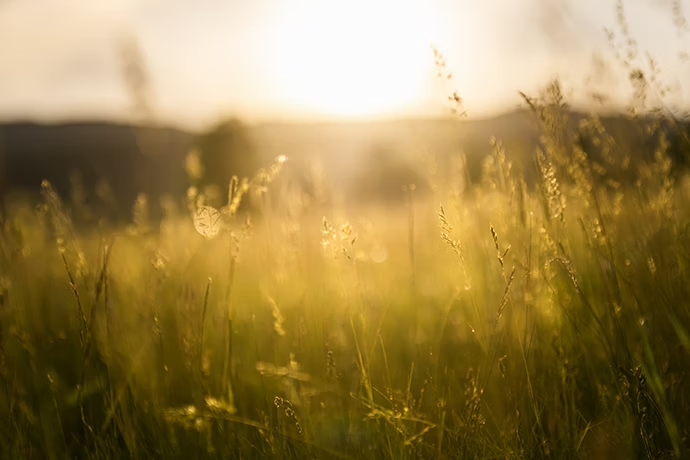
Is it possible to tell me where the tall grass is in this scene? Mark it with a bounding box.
[1,85,690,459]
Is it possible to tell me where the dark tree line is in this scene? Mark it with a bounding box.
[0,118,263,226]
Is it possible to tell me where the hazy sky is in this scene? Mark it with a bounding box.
[1,0,689,129]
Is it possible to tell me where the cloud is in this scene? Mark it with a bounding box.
[527,0,608,53]
[0,1,147,111]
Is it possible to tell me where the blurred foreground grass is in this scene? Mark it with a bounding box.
[1,96,690,459]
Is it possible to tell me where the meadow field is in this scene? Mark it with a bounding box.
[1,86,690,460]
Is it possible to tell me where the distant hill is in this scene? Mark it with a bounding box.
[249,109,689,197]
[0,110,686,220]
[0,122,195,220]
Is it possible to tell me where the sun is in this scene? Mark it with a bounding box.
[268,0,438,119]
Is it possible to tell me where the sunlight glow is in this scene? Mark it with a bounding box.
[268,0,439,118]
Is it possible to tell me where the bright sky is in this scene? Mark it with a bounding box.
[0,0,689,129]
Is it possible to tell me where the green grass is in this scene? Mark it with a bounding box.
[1,98,690,459]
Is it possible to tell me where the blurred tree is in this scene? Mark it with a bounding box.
[353,144,427,203]
[194,119,261,208]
